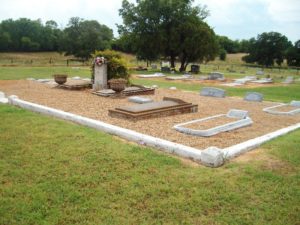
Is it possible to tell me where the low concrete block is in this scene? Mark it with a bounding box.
[201,147,224,167]
[128,96,153,104]
[227,109,249,119]
[244,92,263,102]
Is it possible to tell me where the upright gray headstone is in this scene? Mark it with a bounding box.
[93,57,108,91]
[244,92,264,102]
[200,87,226,98]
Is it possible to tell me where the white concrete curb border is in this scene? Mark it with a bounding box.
[173,114,253,137]
[6,95,300,167]
[223,122,300,159]
[8,95,203,163]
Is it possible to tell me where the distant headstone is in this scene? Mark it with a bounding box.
[161,66,171,72]
[128,96,153,104]
[169,86,177,90]
[227,109,249,119]
[291,101,300,107]
[244,92,264,102]
[256,70,264,75]
[208,72,224,80]
[151,64,158,69]
[200,87,226,98]
[190,65,200,73]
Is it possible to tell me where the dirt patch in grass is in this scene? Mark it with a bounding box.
[233,149,296,174]
[1,80,299,150]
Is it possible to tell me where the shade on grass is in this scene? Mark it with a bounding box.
[0,104,299,225]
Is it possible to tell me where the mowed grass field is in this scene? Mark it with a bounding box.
[1,104,300,224]
[0,52,300,224]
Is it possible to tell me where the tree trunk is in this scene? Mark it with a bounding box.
[179,55,187,72]
[170,53,176,68]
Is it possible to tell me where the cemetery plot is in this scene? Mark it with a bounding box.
[109,97,198,121]
[174,110,253,137]
[263,101,300,115]
[1,80,299,150]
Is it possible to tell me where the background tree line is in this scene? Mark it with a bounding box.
[0,17,113,60]
[0,1,299,68]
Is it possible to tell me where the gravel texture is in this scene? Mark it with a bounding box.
[1,80,299,150]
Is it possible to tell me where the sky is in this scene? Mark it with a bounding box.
[0,0,299,42]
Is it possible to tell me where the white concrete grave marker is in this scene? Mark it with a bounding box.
[93,57,108,91]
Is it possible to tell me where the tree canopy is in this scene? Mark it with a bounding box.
[118,0,218,70]
[242,32,292,67]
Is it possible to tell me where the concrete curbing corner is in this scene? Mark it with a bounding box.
[0,91,8,104]
[200,147,224,167]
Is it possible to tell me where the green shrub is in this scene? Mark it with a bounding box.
[219,49,227,61]
[91,50,130,82]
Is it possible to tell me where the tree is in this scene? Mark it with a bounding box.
[61,17,113,60]
[217,35,239,53]
[118,0,218,70]
[242,32,292,67]
[286,40,300,67]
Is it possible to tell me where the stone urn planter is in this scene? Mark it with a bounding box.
[108,78,127,92]
[53,74,68,85]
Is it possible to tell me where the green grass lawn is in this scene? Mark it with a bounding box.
[131,78,300,102]
[0,104,299,225]
[0,66,91,80]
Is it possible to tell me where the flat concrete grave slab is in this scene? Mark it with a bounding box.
[165,76,189,80]
[92,85,155,97]
[263,100,300,115]
[59,80,91,90]
[200,87,226,98]
[208,72,224,80]
[93,89,116,97]
[128,96,153,104]
[251,78,273,84]
[244,92,264,102]
[173,109,253,137]
[138,73,165,78]
[109,97,198,121]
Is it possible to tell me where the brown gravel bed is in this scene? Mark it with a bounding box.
[1,80,300,150]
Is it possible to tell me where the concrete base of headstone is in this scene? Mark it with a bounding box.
[201,147,224,167]
[128,96,153,104]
